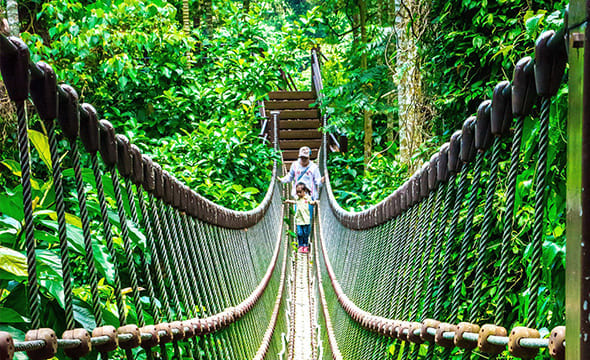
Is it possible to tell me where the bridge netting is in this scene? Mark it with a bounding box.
[0,30,290,359]
[312,28,567,360]
[0,14,571,360]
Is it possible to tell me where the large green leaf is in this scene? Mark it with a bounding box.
[36,250,65,309]
[93,242,116,284]
[45,210,83,228]
[72,298,97,331]
[0,307,29,323]
[0,159,21,177]
[0,246,27,280]
[28,129,52,170]
[0,188,24,221]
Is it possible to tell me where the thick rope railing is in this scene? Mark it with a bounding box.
[0,29,289,360]
[313,27,568,360]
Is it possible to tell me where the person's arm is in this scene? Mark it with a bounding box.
[279,164,295,183]
[312,166,323,190]
[283,199,296,204]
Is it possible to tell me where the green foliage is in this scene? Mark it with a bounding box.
[421,0,567,135]
[314,0,568,345]
[11,0,318,209]
[0,0,319,341]
[0,129,145,339]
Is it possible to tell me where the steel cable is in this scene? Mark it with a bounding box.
[16,102,41,329]
[448,155,482,327]
[124,179,160,324]
[71,141,103,326]
[468,138,503,327]
[495,115,524,325]
[423,181,453,360]
[109,166,145,327]
[90,153,127,324]
[431,172,460,332]
[47,122,75,330]
[528,97,550,328]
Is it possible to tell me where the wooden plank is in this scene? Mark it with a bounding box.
[264,100,316,110]
[280,139,322,149]
[282,149,319,161]
[279,120,320,129]
[269,91,315,100]
[267,109,319,119]
[279,129,322,139]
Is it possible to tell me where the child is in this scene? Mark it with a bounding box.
[284,182,318,253]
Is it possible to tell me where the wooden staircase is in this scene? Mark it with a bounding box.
[265,91,322,169]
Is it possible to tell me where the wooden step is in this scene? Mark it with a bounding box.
[264,100,316,110]
[269,91,315,100]
[280,139,322,150]
[282,149,319,160]
[267,109,319,119]
[279,119,320,129]
[279,129,322,139]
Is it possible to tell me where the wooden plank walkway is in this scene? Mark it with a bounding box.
[290,251,314,359]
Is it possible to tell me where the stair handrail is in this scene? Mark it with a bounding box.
[311,48,347,153]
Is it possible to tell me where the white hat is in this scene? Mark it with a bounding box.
[298,146,311,158]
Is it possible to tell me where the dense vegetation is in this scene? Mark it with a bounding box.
[0,0,568,357]
[0,0,310,352]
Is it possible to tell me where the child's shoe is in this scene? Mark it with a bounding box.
[298,246,304,253]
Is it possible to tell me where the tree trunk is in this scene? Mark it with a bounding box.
[386,96,396,145]
[6,0,19,36]
[193,0,201,28]
[358,0,372,167]
[395,0,428,172]
[203,0,212,31]
[182,0,190,35]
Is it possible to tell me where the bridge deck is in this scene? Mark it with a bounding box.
[290,252,315,359]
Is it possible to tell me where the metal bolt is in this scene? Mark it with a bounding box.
[571,32,585,48]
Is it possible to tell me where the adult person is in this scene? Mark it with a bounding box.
[279,146,324,201]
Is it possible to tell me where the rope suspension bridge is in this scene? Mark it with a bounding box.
[0,8,584,359]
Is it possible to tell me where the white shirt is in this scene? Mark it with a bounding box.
[280,159,322,200]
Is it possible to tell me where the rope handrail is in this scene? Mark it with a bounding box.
[0,27,289,360]
[314,25,568,360]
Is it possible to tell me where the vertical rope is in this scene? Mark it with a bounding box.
[109,166,145,327]
[422,182,452,320]
[528,97,550,328]
[167,209,200,360]
[399,201,429,360]
[71,141,103,326]
[124,178,160,323]
[468,137,502,323]
[16,102,41,329]
[148,193,182,319]
[396,203,422,319]
[157,200,194,319]
[495,115,524,325]
[136,186,170,322]
[423,182,453,360]
[181,215,223,358]
[388,207,413,360]
[47,122,74,330]
[448,155,482,327]
[432,174,458,321]
[402,190,436,360]
[409,191,436,321]
[90,153,127,325]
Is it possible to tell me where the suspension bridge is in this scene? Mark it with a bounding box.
[0,9,585,360]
